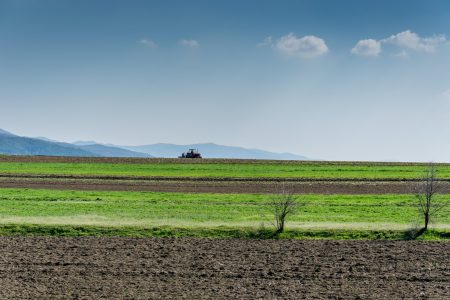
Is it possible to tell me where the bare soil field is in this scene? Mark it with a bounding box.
[0,175,448,194]
[0,237,448,299]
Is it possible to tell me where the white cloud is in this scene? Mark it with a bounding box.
[351,39,381,56]
[257,36,273,47]
[382,30,446,53]
[275,33,328,58]
[352,30,447,58]
[140,39,157,48]
[179,39,200,48]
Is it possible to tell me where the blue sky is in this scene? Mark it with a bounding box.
[1,0,450,161]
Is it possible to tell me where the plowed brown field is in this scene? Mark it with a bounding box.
[0,237,449,299]
[0,175,448,194]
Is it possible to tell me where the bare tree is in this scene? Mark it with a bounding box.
[413,164,448,238]
[270,185,298,235]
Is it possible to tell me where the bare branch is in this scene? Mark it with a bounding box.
[411,163,449,238]
[269,183,298,235]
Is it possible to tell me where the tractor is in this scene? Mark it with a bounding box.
[179,149,202,158]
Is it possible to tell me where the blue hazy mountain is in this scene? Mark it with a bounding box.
[122,143,308,160]
[0,129,96,157]
[73,142,151,158]
[0,129,308,159]
[0,129,16,136]
[0,129,150,157]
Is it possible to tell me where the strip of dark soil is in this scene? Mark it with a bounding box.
[0,237,448,299]
[0,177,447,194]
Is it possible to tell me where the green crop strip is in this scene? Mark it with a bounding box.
[1,161,450,179]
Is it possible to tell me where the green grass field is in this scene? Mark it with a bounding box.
[1,159,449,240]
[0,188,449,239]
[0,161,449,179]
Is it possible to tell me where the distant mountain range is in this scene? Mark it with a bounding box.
[0,129,150,158]
[0,128,309,160]
[75,143,150,158]
[0,129,94,157]
[123,143,308,160]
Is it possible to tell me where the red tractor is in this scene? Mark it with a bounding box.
[179,149,202,158]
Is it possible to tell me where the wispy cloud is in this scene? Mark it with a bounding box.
[351,39,381,57]
[393,50,409,59]
[179,39,200,48]
[352,30,447,58]
[257,36,273,47]
[140,39,157,48]
[274,33,328,58]
[382,30,446,53]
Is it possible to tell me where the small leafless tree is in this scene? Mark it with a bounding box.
[270,185,298,235]
[412,164,448,238]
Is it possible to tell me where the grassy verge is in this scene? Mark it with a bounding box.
[0,188,449,240]
[0,224,448,240]
[1,188,449,226]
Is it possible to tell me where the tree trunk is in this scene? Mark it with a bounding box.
[276,221,284,234]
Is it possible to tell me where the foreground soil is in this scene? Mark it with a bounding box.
[0,237,449,299]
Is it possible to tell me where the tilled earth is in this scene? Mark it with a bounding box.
[0,176,443,194]
[0,237,449,299]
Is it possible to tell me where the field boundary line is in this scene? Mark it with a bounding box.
[1,173,449,182]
